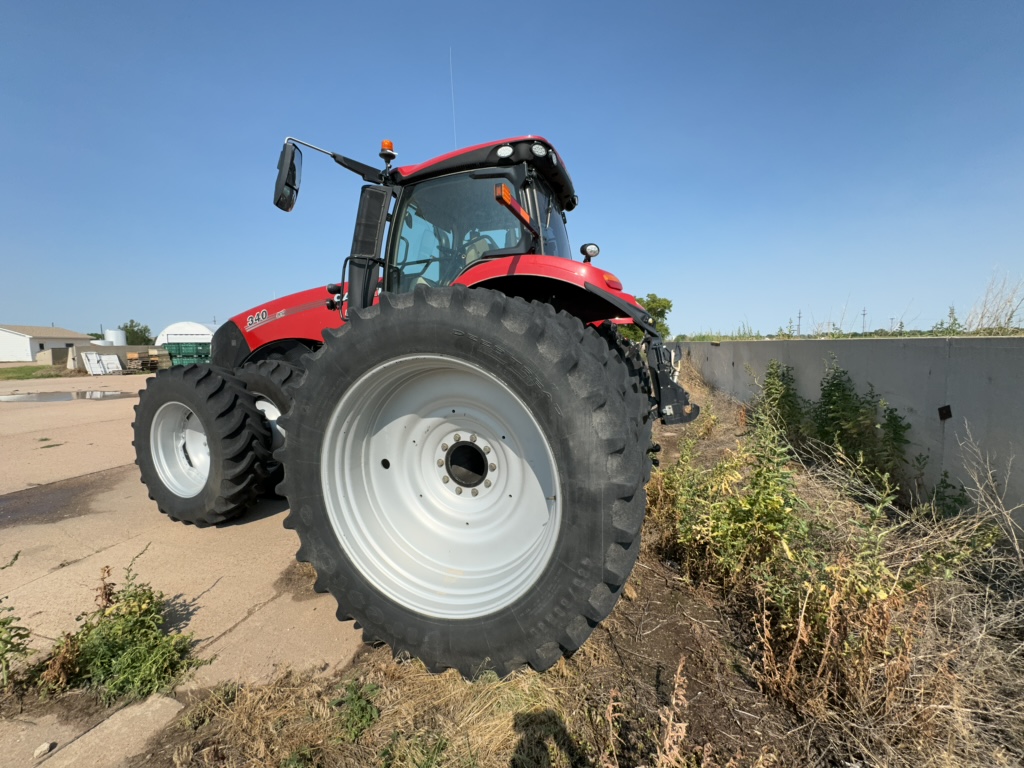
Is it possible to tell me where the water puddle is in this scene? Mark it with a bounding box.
[0,391,135,403]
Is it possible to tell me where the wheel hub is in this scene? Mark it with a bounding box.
[446,440,487,487]
[434,431,496,497]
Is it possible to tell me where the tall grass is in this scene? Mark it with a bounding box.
[0,365,69,381]
[649,370,1024,766]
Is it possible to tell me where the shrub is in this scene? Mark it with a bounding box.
[39,554,204,703]
[757,357,911,492]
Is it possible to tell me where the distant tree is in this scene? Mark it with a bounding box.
[620,293,672,342]
[119,319,154,346]
[88,332,103,340]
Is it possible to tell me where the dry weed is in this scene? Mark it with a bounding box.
[959,424,1024,567]
[359,648,576,766]
[656,657,689,766]
[760,449,1024,766]
[173,671,370,767]
[965,271,1024,334]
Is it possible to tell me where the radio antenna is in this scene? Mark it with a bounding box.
[449,47,458,148]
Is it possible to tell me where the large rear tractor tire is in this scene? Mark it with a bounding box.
[133,364,270,526]
[598,322,657,477]
[234,359,303,495]
[278,286,650,677]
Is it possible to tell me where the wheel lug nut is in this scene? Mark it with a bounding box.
[441,443,449,452]
[442,476,450,484]
[437,459,444,467]
[470,434,477,442]
[484,479,491,488]
[471,488,478,496]
[454,433,461,442]
[489,463,496,471]
[483,446,491,454]
[456,487,463,495]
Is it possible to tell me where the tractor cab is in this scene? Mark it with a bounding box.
[274,136,579,308]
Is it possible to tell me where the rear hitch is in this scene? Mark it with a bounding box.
[647,336,699,426]
[580,282,700,426]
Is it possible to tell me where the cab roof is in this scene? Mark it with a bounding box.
[392,136,577,211]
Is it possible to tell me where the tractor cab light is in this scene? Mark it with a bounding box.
[496,145,514,159]
[580,243,600,262]
[530,143,548,157]
[379,139,397,164]
[602,273,622,291]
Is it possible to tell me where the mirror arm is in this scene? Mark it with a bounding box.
[332,154,384,184]
[284,137,383,184]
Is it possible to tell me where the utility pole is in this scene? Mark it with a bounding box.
[862,307,867,334]
[797,310,802,337]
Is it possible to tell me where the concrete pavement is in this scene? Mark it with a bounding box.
[0,372,364,766]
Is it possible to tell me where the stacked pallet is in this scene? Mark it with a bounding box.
[126,348,172,371]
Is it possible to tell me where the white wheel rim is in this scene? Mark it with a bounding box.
[150,401,210,498]
[255,399,285,451]
[321,354,561,619]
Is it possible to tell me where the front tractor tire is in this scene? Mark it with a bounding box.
[278,286,650,677]
[133,364,270,526]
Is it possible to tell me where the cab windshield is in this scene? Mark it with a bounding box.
[387,172,525,292]
[386,170,573,293]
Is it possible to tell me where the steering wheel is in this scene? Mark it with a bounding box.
[462,234,500,264]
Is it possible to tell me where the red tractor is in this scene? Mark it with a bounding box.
[133,136,697,677]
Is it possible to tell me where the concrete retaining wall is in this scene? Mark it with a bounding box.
[35,348,69,366]
[673,338,1024,514]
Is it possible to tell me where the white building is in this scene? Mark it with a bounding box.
[0,325,95,362]
[154,321,215,346]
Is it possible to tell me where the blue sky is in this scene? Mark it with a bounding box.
[2,1,1022,337]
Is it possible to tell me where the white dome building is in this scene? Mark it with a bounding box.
[155,321,216,346]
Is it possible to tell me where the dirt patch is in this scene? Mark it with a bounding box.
[0,465,137,528]
[272,561,319,602]
[576,556,806,765]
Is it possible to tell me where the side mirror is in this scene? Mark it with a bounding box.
[273,143,302,212]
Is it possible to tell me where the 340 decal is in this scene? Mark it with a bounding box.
[245,309,269,328]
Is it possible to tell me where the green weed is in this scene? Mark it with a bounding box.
[756,357,911,492]
[331,679,380,743]
[279,748,316,768]
[379,729,450,768]
[0,552,32,690]
[39,552,205,703]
